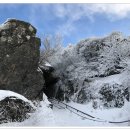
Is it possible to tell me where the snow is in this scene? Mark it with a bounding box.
[90,73,122,91]
[0,93,55,127]
[43,93,52,106]
[0,90,35,108]
[37,67,43,73]
[1,37,6,42]
[26,35,30,40]
[67,101,129,122]
[45,62,52,67]
[29,25,34,32]
[53,101,130,126]
[89,66,130,96]
[0,92,129,126]
[0,23,9,31]
[0,101,55,127]
[6,54,10,58]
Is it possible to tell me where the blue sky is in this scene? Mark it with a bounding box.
[1,4,130,46]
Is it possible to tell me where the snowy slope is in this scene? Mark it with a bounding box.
[53,101,130,127]
[0,92,129,127]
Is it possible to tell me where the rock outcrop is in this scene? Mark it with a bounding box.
[0,19,44,100]
[40,63,59,98]
[47,32,130,107]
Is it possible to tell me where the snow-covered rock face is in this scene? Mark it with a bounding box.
[0,19,44,100]
[48,32,130,108]
[0,90,35,124]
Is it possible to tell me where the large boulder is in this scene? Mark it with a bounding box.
[0,19,44,100]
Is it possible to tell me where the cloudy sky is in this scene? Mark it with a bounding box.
[0,4,130,46]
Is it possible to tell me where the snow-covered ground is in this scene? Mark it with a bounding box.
[0,99,129,127]
[53,101,130,127]
[0,90,129,127]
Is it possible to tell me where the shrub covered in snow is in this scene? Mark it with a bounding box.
[75,88,88,104]
[123,87,129,101]
[92,100,99,109]
[99,83,125,108]
[0,90,35,124]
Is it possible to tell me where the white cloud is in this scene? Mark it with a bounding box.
[57,20,76,37]
[55,4,130,20]
[89,4,130,20]
[55,4,130,36]
[27,4,130,37]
